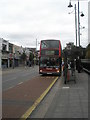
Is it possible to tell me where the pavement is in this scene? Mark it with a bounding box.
[30,70,88,118]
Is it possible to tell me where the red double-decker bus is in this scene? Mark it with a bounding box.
[39,39,62,76]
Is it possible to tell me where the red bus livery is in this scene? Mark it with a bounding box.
[39,39,62,76]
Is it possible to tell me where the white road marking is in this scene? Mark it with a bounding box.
[4,82,23,91]
[8,86,14,89]
[62,87,70,89]
[18,82,23,85]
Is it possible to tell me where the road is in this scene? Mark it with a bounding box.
[2,66,88,119]
[2,66,39,91]
[2,66,59,118]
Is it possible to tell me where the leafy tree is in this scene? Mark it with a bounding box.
[63,45,85,60]
[85,44,90,59]
[29,52,34,61]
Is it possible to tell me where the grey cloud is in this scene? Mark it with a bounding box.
[0,0,88,48]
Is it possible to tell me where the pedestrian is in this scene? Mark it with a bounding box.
[63,60,68,84]
[76,57,78,70]
[63,51,68,84]
[32,59,34,67]
[62,60,64,72]
[76,56,82,73]
[12,59,14,69]
[29,60,31,67]
[63,55,68,84]
[25,60,27,68]
[70,59,75,76]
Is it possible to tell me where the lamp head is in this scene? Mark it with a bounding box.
[81,13,84,17]
[68,1,73,8]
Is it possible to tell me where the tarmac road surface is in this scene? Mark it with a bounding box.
[2,67,59,119]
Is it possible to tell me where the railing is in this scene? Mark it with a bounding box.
[81,59,90,74]
[81,59,90,63]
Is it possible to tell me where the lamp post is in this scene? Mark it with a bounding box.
[36,38,37,51]
[68,0,84,47]
[75,4,77,46]
[36,39,40,51]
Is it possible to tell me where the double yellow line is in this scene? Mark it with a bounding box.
[20,77,58,120]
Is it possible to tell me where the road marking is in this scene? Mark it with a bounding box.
[62,87,70,89]
[4,82,23,91]
[8,86,14,89]
[20,77,58,120]
[18,82,23,85]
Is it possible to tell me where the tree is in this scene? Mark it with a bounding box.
[71,46,85,59]
[62,45,85,60]
[85,44,90,59]
[29,52,34,61]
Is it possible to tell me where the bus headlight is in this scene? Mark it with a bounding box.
[57,70,60,73]
[40,70,42,72]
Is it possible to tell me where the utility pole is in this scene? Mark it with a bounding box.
[75,4,77,46]
[68,0,85,47]
[36,39,37,51]
[78,0,80,46]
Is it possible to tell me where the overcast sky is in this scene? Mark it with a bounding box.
[0,0,88,49]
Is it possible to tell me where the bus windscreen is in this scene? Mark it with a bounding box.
[41,40,59,49]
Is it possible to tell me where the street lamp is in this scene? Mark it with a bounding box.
[68,0,84,47]
[68,0,73,8]
[68,4,77,46]
[80,12,84,17]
